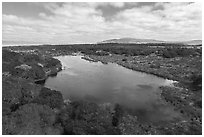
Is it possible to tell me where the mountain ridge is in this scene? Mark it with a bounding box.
[98,38,202,45]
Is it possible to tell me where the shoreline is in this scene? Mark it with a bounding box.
[2,48,202,135]
[81,54,201,133]
[85,54,178,81]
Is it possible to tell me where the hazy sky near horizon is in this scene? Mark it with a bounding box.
[2,2,202,44]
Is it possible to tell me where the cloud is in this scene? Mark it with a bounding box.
[2,2,202,44]
[108,2,125,8]
[111,2,202,40]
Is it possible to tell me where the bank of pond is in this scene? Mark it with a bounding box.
[2,50,201,135]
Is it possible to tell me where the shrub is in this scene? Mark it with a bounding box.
[23,64,46,80]
[150,63,160,69]
[122,58,127,62]
[58,101,120,135]
[188,73,202,91]
[112,104,124,126]
[32,87,63,109]
[2,50,21,62]
[2,50,22,73]
[2,76,42,114]
[21,53,42,63]
[44,58,61,68]
[118,115,140,135]
[162,49,178,58]
[2,78,22,106]
[2,103,63,135]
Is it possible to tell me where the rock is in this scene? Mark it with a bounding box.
[15,64,32,70]
[64,99,71,105]
[2,72,11,77]
[37,63,44,67]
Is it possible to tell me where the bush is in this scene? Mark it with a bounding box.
[2,50,22,73]
[44,58,61,68]
[2,76,42,114]
[21,54,42,63]
[194,100,202,108]
[118,115,140,135]
[58,101,120,135]
[2,78,22,107]
[112,104,124,126]
[3,103,63,135]
[189,73,202,91]
[150,63,160,69]
[162,49,178,58]
[22,64,46,80]
[32,87,63,109]
[122,58,127,62]
[2,50,21,62]
[2,102,11,116]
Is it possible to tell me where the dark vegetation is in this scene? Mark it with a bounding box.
[188,73,202,91]
[3,103,63,135]
[2,49,61,81]
[2,74,124,134]
[2,50,123,135]
[6,43,201,58]
[2,43,202,135]
[58,101,120,135]
[32,87,63,109]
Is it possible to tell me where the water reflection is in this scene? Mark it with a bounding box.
[44,55,179,123]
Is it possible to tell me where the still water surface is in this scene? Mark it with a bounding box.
[45,55,180,123]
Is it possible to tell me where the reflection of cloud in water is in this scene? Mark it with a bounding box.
[120,100,181,123]
[112,86,122,93]
[61,70,78,76]
[84,94,99,103]
[112,85,156,102]
[137,84,153,90]
[48,56,181,123]
[142,103,180,122]
[63,66,71,70]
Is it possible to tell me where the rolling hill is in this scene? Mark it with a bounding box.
[98,38,202,45]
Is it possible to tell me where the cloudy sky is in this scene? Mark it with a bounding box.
[2,2,202,44]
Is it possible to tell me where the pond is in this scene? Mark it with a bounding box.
[44,55,180,123]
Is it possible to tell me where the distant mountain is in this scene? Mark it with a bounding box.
[98,38,164,44]
[98,38,202,45]
[180,40,202,45]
